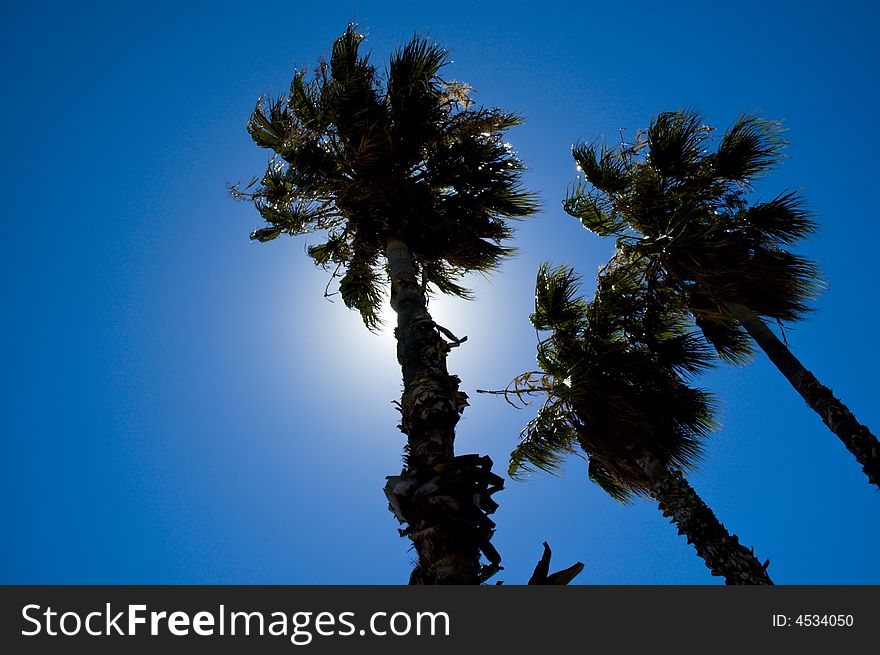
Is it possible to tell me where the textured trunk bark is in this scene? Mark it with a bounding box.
[724,301,880,489]
[383,239,502,584]
[648,467,774,585]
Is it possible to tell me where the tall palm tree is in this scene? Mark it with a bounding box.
[231,25,538,583]
[496,260,773,584]
[564,110,879,489]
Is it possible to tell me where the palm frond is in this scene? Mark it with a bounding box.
[307,230,352,268]
[646,109,706,178]
[563,179,626,237]
[587,457,632,503]
[714,113,786,181]
[742,191,816,245]
[388,36,449,92]
[508,402,578,479]
[330,24,367,81]
[250,226,283,242]
[421,260,474,300]
[531,263,588,332]
[247,96,293,150]
[288,69,324,132]
[571,141,630,193]
[339,255,385,331]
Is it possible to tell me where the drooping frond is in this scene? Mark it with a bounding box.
[421,260,474,300]
[338,247,385,331]
[508,401,578,479]
[587,457,632,503]
[689,290,755,364]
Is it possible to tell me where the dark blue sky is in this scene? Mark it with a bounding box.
[2,0,878,584]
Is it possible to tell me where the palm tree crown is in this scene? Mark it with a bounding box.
[510,258,714,500]
[501,259,773,583]
[564,110,820,362]
[233,24,537,329]
[565,110,880,488]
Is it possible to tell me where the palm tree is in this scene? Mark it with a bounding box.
[231,25,538,583]
[564,110,879,489]
[493,260,773,584]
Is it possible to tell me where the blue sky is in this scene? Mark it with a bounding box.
[1,0,878,584]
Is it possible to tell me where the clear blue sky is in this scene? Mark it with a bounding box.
[2,0,877,584]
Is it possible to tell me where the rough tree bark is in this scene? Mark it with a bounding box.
[626,448,773,585]
[648,466,773,585]
[383,238,503,584]
[724,301,880,490]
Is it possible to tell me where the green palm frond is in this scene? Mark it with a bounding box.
[741,191,816,246]
[247,96,293,150]
[733,246,823,322]
[330,24,367,82]
[571,141,630,194]
[587,457,632,503]
[651,332,716,377]
[563,179,626,237]
[339,253,385,331]
[531,263,588,332]
[252,199,316,237]
[388,37,449,101]
[250,226,283,242]
[307,230,352,268]
[714,113,786,181]
[421,260,474,300]
[646,109,706,179]
[387,37,448,166]
[508,401,578,479]
[288,70,324,131]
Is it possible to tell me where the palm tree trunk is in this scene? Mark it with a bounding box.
[382,238,503,584]
[724,301,880,489]
[649,467,773,585]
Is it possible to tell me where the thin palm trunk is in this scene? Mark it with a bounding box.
[724,301,880,489]
[648,466,773,584]
[383,238,502,584]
